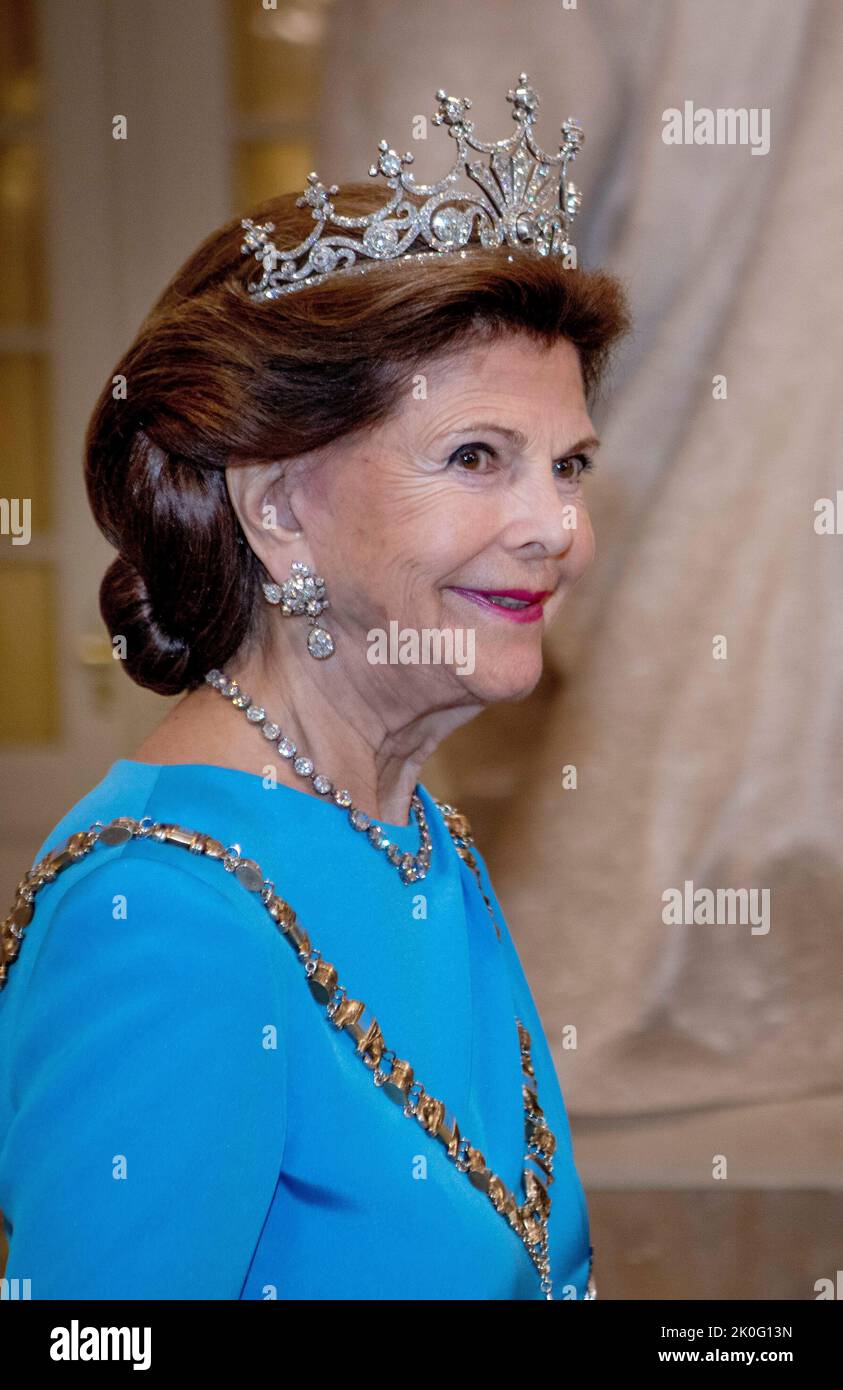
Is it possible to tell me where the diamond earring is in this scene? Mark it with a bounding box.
[263,561,335,660]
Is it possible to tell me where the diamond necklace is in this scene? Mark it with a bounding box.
[205,669,432,885]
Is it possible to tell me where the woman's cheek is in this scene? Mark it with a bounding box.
[570,501,596,566]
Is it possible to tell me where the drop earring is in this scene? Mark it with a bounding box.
[263,560,335,660]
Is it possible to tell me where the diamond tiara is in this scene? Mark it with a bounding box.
[239,72,585,300]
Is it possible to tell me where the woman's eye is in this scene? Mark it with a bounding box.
[554,452,595,483]
[446,445,596,479]
[446,443,496,472]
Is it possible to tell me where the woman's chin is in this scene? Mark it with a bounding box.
[457,650,545,704]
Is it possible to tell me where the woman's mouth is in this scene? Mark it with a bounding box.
[447,586,552,623]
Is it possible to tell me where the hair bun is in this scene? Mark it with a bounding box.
[100,553,194,697]
[87,408,261,697]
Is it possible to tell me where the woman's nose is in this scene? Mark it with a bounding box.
[502,466,586,557]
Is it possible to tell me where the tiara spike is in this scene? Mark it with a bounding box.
[239,72,585,300]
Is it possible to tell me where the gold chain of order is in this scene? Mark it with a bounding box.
[0,804,597,1299]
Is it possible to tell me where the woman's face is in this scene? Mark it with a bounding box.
[282,332,599,708]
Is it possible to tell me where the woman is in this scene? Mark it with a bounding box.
[0,78,629,1299]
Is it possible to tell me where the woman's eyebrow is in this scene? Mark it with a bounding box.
[441,422,602,453]
[567,434,602,453]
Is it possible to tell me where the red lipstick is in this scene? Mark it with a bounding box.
[447,586,552,623]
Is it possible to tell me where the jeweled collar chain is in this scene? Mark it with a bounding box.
[205,668,432,885]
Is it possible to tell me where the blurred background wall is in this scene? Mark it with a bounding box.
[1,0,841,1298]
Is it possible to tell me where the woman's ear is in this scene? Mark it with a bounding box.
[226,458,304,537]
[225,459,308,578]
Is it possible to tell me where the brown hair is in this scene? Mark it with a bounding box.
[85,183,632,697]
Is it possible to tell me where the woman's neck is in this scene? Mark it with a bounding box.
[132,644,481,826]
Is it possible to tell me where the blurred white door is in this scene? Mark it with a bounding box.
[0,0,229,898]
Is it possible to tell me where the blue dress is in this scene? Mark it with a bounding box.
[0,759,594,1300]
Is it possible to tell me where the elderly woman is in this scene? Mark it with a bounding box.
[0,78,629,1300]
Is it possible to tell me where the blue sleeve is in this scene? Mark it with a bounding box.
[0,849,288,1299]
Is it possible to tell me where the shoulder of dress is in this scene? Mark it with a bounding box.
[0,817,282,997]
